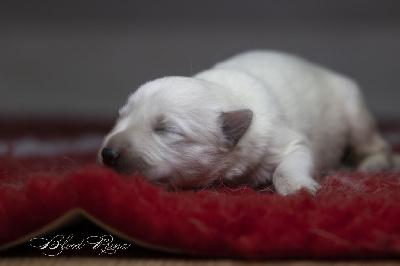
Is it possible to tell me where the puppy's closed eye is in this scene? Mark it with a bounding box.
[153,119,184,137]
[154,124,181,134]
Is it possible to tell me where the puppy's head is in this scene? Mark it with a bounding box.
[99,77,253,189]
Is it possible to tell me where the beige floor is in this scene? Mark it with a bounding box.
[1,258,400,266]
[1,243,399,266]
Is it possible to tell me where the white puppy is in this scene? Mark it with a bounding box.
[99,50,395,195]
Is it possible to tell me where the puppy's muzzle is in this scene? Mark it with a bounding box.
[100,146,148,176]
[101,147,119,167]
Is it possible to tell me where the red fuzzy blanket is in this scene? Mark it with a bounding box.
[1,119,400,259]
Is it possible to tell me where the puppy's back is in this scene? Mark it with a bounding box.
[213,50,356,170]
[213,50,354,129]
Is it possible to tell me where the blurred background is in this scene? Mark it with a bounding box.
[1,0,399,122]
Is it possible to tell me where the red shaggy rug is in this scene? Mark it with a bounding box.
[1,118,400,259]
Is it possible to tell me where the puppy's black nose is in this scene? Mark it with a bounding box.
[101,147,119,166]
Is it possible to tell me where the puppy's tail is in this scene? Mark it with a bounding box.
[393,153,400,172]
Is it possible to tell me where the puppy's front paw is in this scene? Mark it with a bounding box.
[271,142,320,196]
[273,171,320,196]
[303,180,321,196]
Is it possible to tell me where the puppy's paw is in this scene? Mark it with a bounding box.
[357,153,392,172]
[273,172,320,196]
[303,180,321,196]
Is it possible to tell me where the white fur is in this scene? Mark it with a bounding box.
[99,50,395,195]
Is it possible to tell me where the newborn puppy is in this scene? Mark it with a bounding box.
[99,50,395,195]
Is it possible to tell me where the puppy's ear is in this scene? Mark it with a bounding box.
[220,109,253,148]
